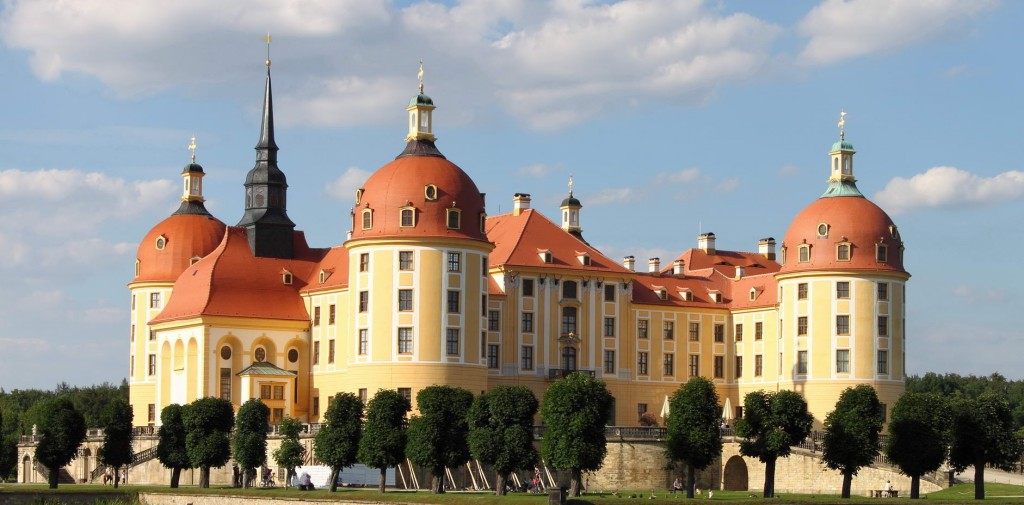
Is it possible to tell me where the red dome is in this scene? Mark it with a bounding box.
[779,196,906,275]
[349,151,487,242]
[134,213,227,283]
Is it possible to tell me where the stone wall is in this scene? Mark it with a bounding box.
[0,493,129,505]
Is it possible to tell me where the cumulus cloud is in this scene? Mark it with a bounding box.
[777,164,800,177]
[516,163,561,178]
[874,166,1024,215]
[798,0,997,65]
[589,187,639,206]
[325,166,372,202]
[715,176,739,192]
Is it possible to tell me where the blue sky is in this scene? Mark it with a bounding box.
[1,0,1022,389]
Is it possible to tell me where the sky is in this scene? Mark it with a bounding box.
[1,0,1022,389]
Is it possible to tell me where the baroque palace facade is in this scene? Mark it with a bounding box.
[127,64,908,430]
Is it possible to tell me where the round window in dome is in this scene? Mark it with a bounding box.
[254,347,266,362]
[288,349,299,363]
[817,223,829,238]
[155,236,167,250]
[220,346,232,360]
[424,184,438,201]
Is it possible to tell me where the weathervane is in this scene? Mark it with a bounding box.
[568,175,574,196]
[838,110,847,140]
[417,59,424,94]
[264,32,272,68]
[188,135,197,163]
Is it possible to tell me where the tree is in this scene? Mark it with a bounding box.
[885,393,951,499]
[407,385,474,494]
[822,385,883,498]
[98,398,134,489]
[156,403,191,488]
[540,373,613,497]
[182,397,234,488]
[34,397,87,488]
[949,393,1023,500]
[232,398,269,488]
[734,390,813,498]
[314,392,363,492]
[467,385,539,496]
[358,389,411,493]
[273,417,306,486]
[665,377,722,498]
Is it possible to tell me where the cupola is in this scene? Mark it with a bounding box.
[560,176,584,241]
[406,61,436,143]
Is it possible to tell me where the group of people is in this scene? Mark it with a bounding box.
[102,468,126,486]
[230,464,276,488]
[671,478,713,498]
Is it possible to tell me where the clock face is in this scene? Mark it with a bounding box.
[254,187,266,207]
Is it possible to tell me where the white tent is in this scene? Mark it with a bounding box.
[660,395,671,419]
[722,397,733,421]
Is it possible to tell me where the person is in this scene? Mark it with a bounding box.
[299,472,313,491]
[121,468,127,485]
[104,468,112,485]
[672,478,683,494]
[232,464,240,488]
[885,480,894,497]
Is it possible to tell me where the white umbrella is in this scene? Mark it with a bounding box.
[722,397,733,421]
[660,395,671,418]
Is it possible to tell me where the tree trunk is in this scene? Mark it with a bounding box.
[496,470,508,495]
[243,467,250,488]
[432,472,445,494]
[569,468,582,497]
[910,475,920,499]
[763,458,776,498]
[169,467,181,488]
[47,465,58,489]
[974,463,985,500]
[686,463,695,499]
[329,467,339,492]
[113,465,120,489]
[841,470,852,498]
[199,466,210,488]
[379,467,387,493]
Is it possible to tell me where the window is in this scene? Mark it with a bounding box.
[638,320,649,338]
[273,385,285,400]
[797,350,808,374]
[397,328,413,354]
[604,284,616,302]
[399,289,413,311]
[481,294,487,316]
[481,256,488,274]
[359,253,369,272]
[664,321,674,340]
[688,322,700,341]
[562,281,577,299]
[817,223,829,238]
[604,317,615,337]
[219,368,231,400]
[637,403,648,419]
[313,397,320,417]
[446,329,460,356]
[447,252,461,272]
[714,324,724,342]
[399,251,414,270]
[447,290,460,313]
[754,354,763,376]
[837,243,851,261]
[735,323,743,341]
[446,208,462,229]
[877,350,889,374]
[797,283,808,300]
[735,356,743,379]
[755,322,763,340]
[487,345,499,368]
[688,355,699,377]
[836,315,850,335]
[288,349,299,363]
[398,388,412,402]
[155,236,166,250]
[836,281,850,299]
[312,341,320,365]
[148,329,155,342]
[130,324,135,342]
[313,306,321,326]
[359,388,368,405]
[878,403,887,423]
[149,292,161,308]
[521,312,534,332]
[604,350,615,373]
[798,245,810,262]
[638,352,649,375]
[148,404,156,424]
[358,330,368,355]
[797,316,808,336]
[132,295,136,310]
[424,184,437,200]
[876,244,888,262]
[561,346,577,371]
[521,346,534,370]
[877,282,889,301]
[130,355,134,376]
[714,356,724,378]
[878,316,888,336]
[522,279,534,296]
[664,353,675,376]
[148,354,156,375]
[488,310,500,331]
[561,307,577,335]
[359,291,368,312]
[328,304,336,324]
[361,209,372,230]
[836,349,850,373]
[400,208,415,227]
[328,339,336,363]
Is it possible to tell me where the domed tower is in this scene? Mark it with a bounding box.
[560,176,585,242]
[776,114,908,425]
[336,67,494,406]
[128,141,226,426]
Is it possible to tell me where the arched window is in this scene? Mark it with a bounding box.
[561,306,577,335]
[361,209,373,230]
[798,245,811,263]
[400,207,416,227]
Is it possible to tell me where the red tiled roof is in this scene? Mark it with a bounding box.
[301,245,350,294]
[486,209,631,274]
[134,214,226,283]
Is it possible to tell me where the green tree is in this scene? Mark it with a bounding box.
[467,385,539,496]
[0,406,12,481]
[665,377,722,498]
[232,398,269,488]
[735,390,813,498]
[182,397,234,488]
[358,389,411,493]
[885,393,951,499]
[156,403,191,488]
[407,385,474,494]
[949,393,1023,500]
[540,373,613,497]
[314,392,363,492]
[273,417,306,486]
[34,397,87,488]
[822,385,883,498]
[98,398,134,489]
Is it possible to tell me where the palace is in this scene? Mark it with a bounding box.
[128,64,908,429]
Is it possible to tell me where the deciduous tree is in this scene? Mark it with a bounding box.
[34,397,86,488]
[182,397,234,488]
[949,393,1022,500]
[98,398,134,489]
[467,385,539,496]
[540,373,613,497]
[735,390,813,498]
[314,392,363,492]
[885,393,951,499]
[407,385,474,494]
[156,403,191,488]
[232,398,269,488]
[273,417,306,487]
[822,385,883,498]
[357,389,411,493]
[665,377,722,498]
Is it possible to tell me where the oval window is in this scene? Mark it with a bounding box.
[817,224,828,237]
[288,349,299,363]
[254,348,266,362]
[220,346,232,360]
[424,184,437,201]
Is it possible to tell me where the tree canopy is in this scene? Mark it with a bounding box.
[156,403,191,488]
[34,397,87,488]
[314,392,363,492]
[98,397,134,488]
[540,373,613,497]
[358,389,411,493]
[467,385,539,496]
[885,392,951,499]
[735,389,813,498]
[407,385,474,494]
[273,417,306,487]
[665,377,722,498]
[182,397,234,488]
[822,385,883,498]
[949,393,1023,500]
[231,398,269,488]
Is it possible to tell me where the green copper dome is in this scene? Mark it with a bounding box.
[830,138,855,152]
[409,93,434,107]
[821,180,864,198]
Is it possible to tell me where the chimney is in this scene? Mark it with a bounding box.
[735,265,745,280]
[623,256,636,271]
[698,232,716,254]
[672,260,685,276]
[648,257,661,274]
[758,237,776,260]
[513,193,531,216]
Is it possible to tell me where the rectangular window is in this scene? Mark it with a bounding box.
[359,388,368,405]
[359,291,368,312]
[131,324,135,341]
[754,354,763,377]
[735,356,743,379]
[219,368,231,400]
[260,384,272,399]
[798,350,808,374]
[399,250,414,270]
[148,354,156,375]
[637,403,648,419]
[313,306,321,326]
[714,356,724,378]
[837,349,850,373]
[638,352,649,375]
[714,324,724,343]
[482,256,488,273]
[836,315,850,335]
[130,355,134,376]
[359,253,369,272]
[797,316,808,336]
[149,329,156,341]
[398,328,413,354]
[877,350,889,374]
[488,310,500,331]
[272,408,284,424]
[877,282,889,301]
[447,209,461,229]
[877,316,888,336]
[638,319,649,338]
[273,385,285,400]
[521,312,534,332]
[398,388,412,402]
[447,252,461,272]
[328,304,336,325]
[328,339,336,363]
[487,344,499,369]
[755,322,763,340]
[522,279,534,297]
[604,350,615,373]
[398,289,413,311]
[521,346,534,370]
[735,323,743,341]
[598,285,612,303]
[148,404,156,424]
[688,322,700,341]
[481,295,487,316]
[797,283,808,300]
[664,321,674,340]
[313,341,320,365]
[836,281,850,299]
[132,294,136,310]
[358,330,368,355]
[313,397,320,417]
[688,354,698,377]
[149,292,161,308]
[447,290,460,313]
[877,245,888,262]
[604,317,615,337]
[446,328,460,356]
[799,246,810,262]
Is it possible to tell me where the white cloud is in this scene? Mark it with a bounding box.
[777,164,800,177]
[951,284,1010,304]
[325,167,372,202]
[715,177,739,193]
[798,0,997,65]
[589,187,639,206]
[515,163,561,178]
[874,166,1024,215]
[658,168,705,184]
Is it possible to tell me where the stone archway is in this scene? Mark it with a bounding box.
[723,456,748,491]
[22,455,30,483]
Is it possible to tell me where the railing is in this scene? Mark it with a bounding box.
[90,464,109,482]
[547,369,596,380]
[132,425,156,436]
[131,446,159,467]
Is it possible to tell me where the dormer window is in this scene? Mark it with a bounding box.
[889,225,900,239]
[816,223,829,239]
[319,270,331,284]
[876,244,888,262]
[190,256,201,266]
[424,184,438,201]
[538,249,553,263]
[678,288,692,301]
[798,244,811,263]
[155,235,167,250]
[749,288,757,301]
[836,242,851,261]
[653,285,668,301]
[780,246,787,265]
[135,259,141,277]
[282,270,293,285]
[708,290,723,303]
[361,209,373,230]
[400,207,416,228]
[480,212,487,234]
[446,208,461,229]
[576,252,591,266]
[354,188,363,206]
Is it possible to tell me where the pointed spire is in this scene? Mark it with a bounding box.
[256,59,278,163]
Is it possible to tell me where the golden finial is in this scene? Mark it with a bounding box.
[417,59,424,94]
[264,32,272,68]
[838,110,847,140]
[188,135,197,163]
[568,175,574,196]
